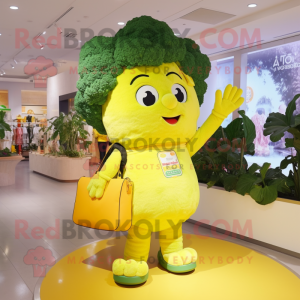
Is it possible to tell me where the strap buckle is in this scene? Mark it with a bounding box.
[126,178,133,194]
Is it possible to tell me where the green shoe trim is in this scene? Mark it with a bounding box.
[113,273,148,285]
[157,249,196,273]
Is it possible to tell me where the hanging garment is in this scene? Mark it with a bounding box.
[32,126,40,145]
[27,126,33,144]
[26,115,32,122]
[13,128,16,144]
[3,131,13,150]
[22,126,29,145]
[251,113,270,156]
[16,127,23,145]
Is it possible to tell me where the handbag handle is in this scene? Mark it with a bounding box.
[95,143,127,178]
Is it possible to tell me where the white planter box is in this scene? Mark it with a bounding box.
[29,152,91,182]
[0,156,24,186]
[190,183,300,255]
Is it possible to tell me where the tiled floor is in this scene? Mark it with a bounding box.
[0,161,299,299]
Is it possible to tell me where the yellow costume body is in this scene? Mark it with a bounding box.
[87,62,244,278]
[124,145,199,232]
[93,129,107,142]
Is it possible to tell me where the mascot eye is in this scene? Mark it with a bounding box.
[136,85,159,106]
[172,84,187,103]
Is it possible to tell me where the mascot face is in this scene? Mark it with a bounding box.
[103,62,200,148]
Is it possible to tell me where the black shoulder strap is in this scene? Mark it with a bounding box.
[95,143,127,178]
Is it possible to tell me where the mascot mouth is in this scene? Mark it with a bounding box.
[162,115,180,125]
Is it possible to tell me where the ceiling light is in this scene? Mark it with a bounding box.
[10,6,19,9]
[38,42,44,49]
[54,23,63,34]
[118,22,125,25]
[248,4,257,8]
[0,34,1,36]
[43,31,46,34]
[1,70,5,74]
[174,33,180,36]
[11,64,14,69]
[13,59,18,64]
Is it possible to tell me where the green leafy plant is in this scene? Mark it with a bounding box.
[192,110,255,191]
[192,110,294,205]
[84,141,92,150]
[235,163,293,205]
[63,149,85,158]
[30,144,38,151]
[0,111,11,140]
[44,110,88,158]
[264,94,300,200]
[0,147,12,157]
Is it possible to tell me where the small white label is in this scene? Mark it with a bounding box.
[157,151,182,178]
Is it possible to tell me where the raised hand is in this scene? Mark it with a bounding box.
[213,84,244,119]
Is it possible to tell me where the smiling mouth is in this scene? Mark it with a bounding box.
[162,115,180,125]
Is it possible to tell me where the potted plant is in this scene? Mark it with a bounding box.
[29,110,91,181]
[190,97,300,255]
[0,147,12,157]
[192,110,293,205]
[44,110,89,157]
[0,111,11,151]
[264,94,300,200]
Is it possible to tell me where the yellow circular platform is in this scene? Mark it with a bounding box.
[37,234,300,300]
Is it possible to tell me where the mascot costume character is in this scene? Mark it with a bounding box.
[75,15,244,285]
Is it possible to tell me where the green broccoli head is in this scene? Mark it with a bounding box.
[75,15,211,134]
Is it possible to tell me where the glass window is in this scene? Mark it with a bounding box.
[199,57,234,128]
[245,40,300,172]
[215,57,234,127]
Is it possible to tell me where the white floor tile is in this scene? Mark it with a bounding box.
[0,268,33,300]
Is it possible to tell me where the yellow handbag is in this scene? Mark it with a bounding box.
[73,143,133,231]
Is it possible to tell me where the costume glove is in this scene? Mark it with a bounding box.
[87,149,122,199]
[212,84,244,120]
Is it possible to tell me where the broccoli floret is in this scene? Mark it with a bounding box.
[75,15,211,134]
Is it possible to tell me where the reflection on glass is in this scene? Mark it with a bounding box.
[245,40,300,172]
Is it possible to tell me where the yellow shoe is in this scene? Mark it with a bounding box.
[112,259,149,285]
[158,248,197,273]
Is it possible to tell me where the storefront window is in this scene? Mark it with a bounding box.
[199,57,234,128]
[215,57,234,127]
[245,40,300,171]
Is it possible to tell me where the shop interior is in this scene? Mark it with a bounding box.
[0,0,300,299]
